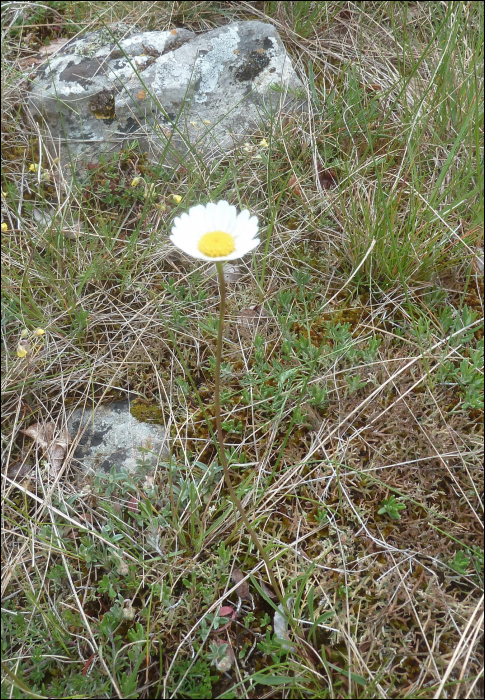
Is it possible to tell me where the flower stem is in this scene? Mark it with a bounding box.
[214,262,288,611]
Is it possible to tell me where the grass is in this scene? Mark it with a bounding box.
[1,1,483,698]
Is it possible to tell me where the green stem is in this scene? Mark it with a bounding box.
[257,191,283,303]
[214,262,290,615]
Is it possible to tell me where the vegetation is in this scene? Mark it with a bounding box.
[1,1,483,698]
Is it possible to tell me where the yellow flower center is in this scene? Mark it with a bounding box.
[198,230,235,257]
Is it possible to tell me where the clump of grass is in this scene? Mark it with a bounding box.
[2,2,483,699]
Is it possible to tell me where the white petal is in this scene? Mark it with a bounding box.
[187,205,207,232]
[233,219,258,241]
[209,203,226,230]
[214,200,231,219]
[205,202,219,222]
[224,238,259,260]
[236,209,250,224]
[170,226,192,245]
[185,206,205,228]
[172,236,203,258]
[170,237,205,259]
[218,203,237,233]
[187,204,206,220]
[178,211,193,226]
[234,211,257,230]
[172,206,208,245]
[223,245,258,261]
[234,216,258,234]
[233,238,257,254]
[242,237,260,252]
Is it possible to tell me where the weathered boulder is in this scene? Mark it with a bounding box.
[27,21,305,171]
[67,399,168,474]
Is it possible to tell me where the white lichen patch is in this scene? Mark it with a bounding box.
[151,52,194,95]
[195,24,241,102]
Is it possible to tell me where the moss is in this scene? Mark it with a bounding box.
[130,399,164,424]
[291,305,372,345]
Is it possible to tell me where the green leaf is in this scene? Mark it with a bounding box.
[252,674,292,685]
[327,661,368,686]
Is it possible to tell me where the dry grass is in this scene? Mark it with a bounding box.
[1,2,483,698]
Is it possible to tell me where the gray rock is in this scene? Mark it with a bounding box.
[27,21,305,172]
[67,399,168,474]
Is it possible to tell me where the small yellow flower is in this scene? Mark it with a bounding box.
[29,163,40,173]
[131,177,141,187]
[260,138,269,148]
[17,341,29,358]
[172,194,182,204]
[20,329,29,339]
[1,222,8,231]
[190,121,198,127]
[202,119,211,125]
[33,328,45,337]
[243,143,252,153]
[1,190,6,197]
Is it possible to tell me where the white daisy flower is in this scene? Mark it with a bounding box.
[170,200,259,262]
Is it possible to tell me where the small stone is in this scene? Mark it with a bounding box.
[67,399,168,474]
[206,263,242,283]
